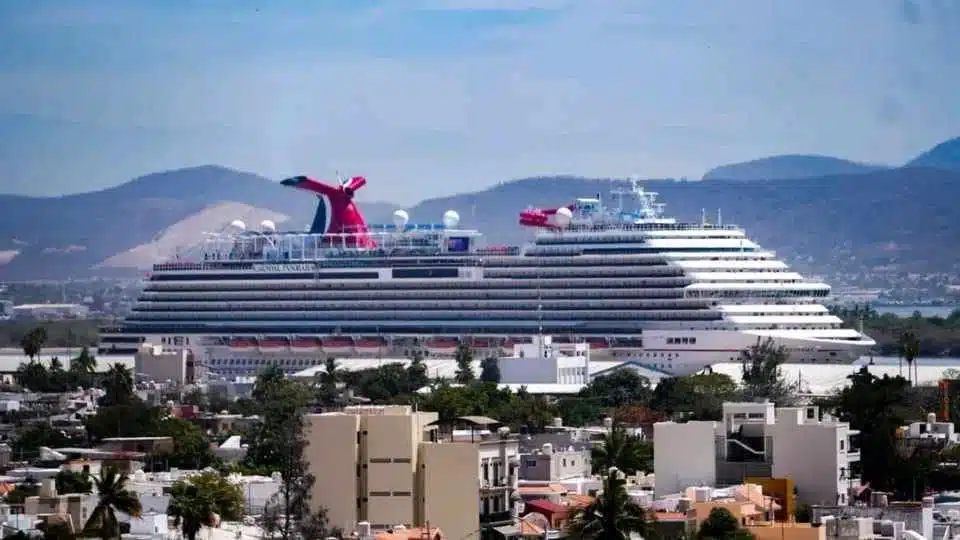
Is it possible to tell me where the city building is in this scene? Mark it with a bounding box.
[519,442,592,482]
[654,401,860,505]
[23,479,90,534]
[497,336,590,393]
[134,344,199,385]
[11,303,89,320]
[897,412,959,454]
[305,406,520,540]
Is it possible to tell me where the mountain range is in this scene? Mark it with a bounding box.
[1,137,959,281]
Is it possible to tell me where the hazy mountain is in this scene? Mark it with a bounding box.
[0,166,396,280]
[905,137,960,171]
[1,155,959,280]
[702,154,889,181]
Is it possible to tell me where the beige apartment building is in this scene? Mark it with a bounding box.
[307,406,520,540]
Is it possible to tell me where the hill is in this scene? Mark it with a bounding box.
[905,137,960,171]
[0,166,396,280]
[1,165,958,281]
[702,155,888,181]
[408,168,960,275]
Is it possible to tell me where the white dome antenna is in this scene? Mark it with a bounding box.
[393,209,410,230]
[442,210,460,228]
[260,220,277,233]
[229,220,247,232]
[554,207,573,228]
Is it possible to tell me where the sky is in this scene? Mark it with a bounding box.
[0,0,958,204]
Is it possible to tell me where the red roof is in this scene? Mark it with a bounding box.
[524,499,569,517]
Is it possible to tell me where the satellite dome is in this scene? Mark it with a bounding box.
[260,219,277,233]
[554,207,573,227]
[393,209,410,229]
[229,219,247,231]
[442,210,460,228]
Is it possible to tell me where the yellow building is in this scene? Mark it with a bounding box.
[306,406,516,540]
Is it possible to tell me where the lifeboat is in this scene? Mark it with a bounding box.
[291,336,322,352]
[229,337,258,351]
[322,337,355,355]
[499,337,519,354]
[551,336,573,344]
[259,336,289,352]
[470,337,496,350]
[426,337,459,357]
[584,337,610,350]
[355,337,388,355]
[611,338,643,349]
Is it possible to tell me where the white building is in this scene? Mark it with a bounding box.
[899,412,959,449]
[134,344,199,385]
[497,336,590,393]
[654,401,860,505]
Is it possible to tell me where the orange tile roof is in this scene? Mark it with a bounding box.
[518,483,568,496]
[564,494,594,508]
[518,516,545,536]
[374,527,444,540]
[653,512,688,522]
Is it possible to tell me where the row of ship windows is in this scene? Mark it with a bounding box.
[125,310,726,321]
[132,300,712,311]
[666,337,697,345]
[137,288,694,301]
[143,278,696,292]
[533,236,750,245]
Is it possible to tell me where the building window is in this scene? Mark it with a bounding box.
[839,440,845,451]
[526,460,537,467]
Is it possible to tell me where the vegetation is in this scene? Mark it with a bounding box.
[55,470,93,494]
[13,346,98,392]
[83,467,142,540]
[168,471,244,540]
[247,366,339,540]
[567,467,658,540]
[696,507,755,540]
[0,319,100,348]
[832,305,960,356]
[590,425,653,475]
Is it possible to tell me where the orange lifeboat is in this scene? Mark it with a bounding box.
[426,337,459,356]
[229,337,258,351]
[584,337,610,350]
[291,336,322,352]
[355,337,388,355]
[322,337,355,355]
[259,336,289,351]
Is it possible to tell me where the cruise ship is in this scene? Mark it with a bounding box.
[99,174,875,376]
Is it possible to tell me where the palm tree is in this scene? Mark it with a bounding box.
[567,467,656,540]
[101,363,135,406]
[899,331,921,386]
[70,347,97,387]
[20,327,47,362]
[168,481,218,540]
[84,467,142,540]
[591,424,651,476]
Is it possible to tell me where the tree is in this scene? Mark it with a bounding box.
[479,356,501,383]
[69,346,97,388]
[100,363,135,407]
[740,338,796,405]
[651,373,739,420]
[84,467,142,540]
[406,350,429,392]
[12,424,71,460]
[155,417,218,469]
[591,424,652,476]
[248,366,338,540]
[821,367,919,496]
[567,467,657,540]
[697,507,755,540]
[454,343,475,384]
[580,369,652,409]
[899,331,921,386]
[20,326,47,362]
[168,471,244,540]
[55,470,93,494]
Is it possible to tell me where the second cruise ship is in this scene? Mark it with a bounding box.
[99,174,875,376]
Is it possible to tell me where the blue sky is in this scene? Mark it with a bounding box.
[0,0,958,204]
